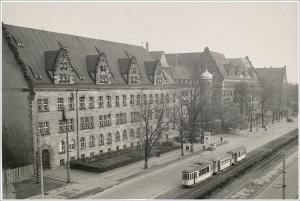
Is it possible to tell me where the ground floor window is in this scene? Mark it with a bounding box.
[81,154,85,158]
[60,159,65,166]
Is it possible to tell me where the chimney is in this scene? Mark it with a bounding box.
[146,42,149,52]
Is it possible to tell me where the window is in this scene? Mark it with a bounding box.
[136,94,140,105]
[123,130,127,141]
[69,119,74,130]
[98,96,103,107]
[122,95,126,106]
[155,94,158,104]
[99,134,104,145]
[143,94,147,104]
[81,154,85,158]
[172,93,176,102]
[166,94,169,103]
[115,96,119,107]
[161,93,164,103]
[58,98,63,110]
[130,129,135,139]
[37,122,43,134]
[107,133,112,144]
[131,112,140,123]
[37,99,49,112]
[79,97,85,109]
[89,135,95,147]
[43,122,49,134]
[107,114,111,125]
[149,94,153,103]
[101,65,106,72]
[69,139,75,150]
[99,114,111,127]
[130,95,134,105]
[68,97,74,109]
[89,97,94,108]
[116,113,126,124]
[59,141,65,153]
[107,96,111,107]
[116,114,119,125]
[80,117,94,130]
[115,131,120,142]
[80,137,86,148]
[60,159,65,166]
[59,120,64,132]
[136,128,141,138]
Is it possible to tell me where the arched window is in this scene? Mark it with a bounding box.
[69,139,75,150]
[130,129,135,139]
[136,128,141,138]
[80,137,85,148]
[107,133,112,144]
[99,134,104,145]
[89,135,95,147]
[123,130,127,141]
[115,131,120,142]
[59,141,65,152]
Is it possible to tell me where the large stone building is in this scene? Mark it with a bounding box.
[3,23,281,169]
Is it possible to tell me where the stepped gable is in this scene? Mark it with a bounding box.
[3,24,155,86]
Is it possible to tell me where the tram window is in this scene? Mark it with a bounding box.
[202,169,204,174]
[192,173,194,178]
[183,174,187,180]
[207,167,209,172]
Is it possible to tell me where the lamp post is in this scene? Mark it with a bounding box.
[62,107,70,183]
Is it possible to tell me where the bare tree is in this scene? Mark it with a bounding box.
[174,83,214,148]
[138,93,171,169]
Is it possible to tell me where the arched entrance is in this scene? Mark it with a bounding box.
[42,149,51,170]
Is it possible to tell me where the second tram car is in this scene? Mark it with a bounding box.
[211,153,231,174]
[227,146,246,165]
[182,161,213,187]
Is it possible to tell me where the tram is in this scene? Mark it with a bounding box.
[227,146,246,165]
[182,161,213,187]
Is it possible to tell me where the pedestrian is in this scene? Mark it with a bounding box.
[220,137,223,142]
[186,145,189,151]
[203,145,205,150]
[191,143,194,152]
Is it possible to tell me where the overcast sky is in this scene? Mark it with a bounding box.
[2,1,299,83]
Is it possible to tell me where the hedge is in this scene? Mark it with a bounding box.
[70,145,180,173]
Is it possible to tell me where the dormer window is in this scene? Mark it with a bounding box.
[101,65,106,72]
[157,70,162,74]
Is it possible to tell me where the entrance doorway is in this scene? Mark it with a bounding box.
[42,149,51,170]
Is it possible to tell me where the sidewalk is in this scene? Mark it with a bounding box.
[26,118,296,199]
[27,137,222,199]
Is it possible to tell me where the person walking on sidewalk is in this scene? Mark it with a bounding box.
[186,145,189,151]
[220,137,223,142]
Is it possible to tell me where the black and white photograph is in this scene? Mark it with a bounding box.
[1,1,299,199]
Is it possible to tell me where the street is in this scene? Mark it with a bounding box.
[88,118,298,199]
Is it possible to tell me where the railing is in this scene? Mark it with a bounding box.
[2,164,34,184]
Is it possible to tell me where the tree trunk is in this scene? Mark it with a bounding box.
[144,144,148,169]
[249,115,253,132]
[261,102,265,128]
[180,131,184,156]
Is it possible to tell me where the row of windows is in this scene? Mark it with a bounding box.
[37,122,49,134]
[182,166,210,180]
[59,74,71,83]
[37,93,173,112]
[130,112,141,123]
[59,119,74,132]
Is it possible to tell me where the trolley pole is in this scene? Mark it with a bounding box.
[282,154,286,199]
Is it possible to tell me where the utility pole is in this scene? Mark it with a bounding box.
[66,119,70,183]
[63,107,70,183]
[282,154,286,199]
[39,130,45,199]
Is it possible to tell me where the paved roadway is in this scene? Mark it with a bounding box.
[253,160,298,199]
[88,118,298,199]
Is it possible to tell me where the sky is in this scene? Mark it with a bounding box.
[1,1,299,83]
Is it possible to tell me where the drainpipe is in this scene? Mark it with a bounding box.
[76,89,79,159]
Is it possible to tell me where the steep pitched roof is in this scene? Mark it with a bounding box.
[86,55,100,72]
[144,60,158,75]
[118,58,132,74]
[165,52,202,68]
[45,51,59,70]
[254,67,286,86]
[3,24,155,85]
[149,51,164,61]
[210,51,229,76]
[171,66,197,80]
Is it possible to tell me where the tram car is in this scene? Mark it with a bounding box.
[182,161,213,187]
[227,146,246,165]
[211,153,231,174]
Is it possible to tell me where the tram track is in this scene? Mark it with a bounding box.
[157,129,298,199]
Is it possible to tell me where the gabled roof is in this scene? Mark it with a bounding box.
[118,58,132,74]
[45,51,59,70]
[165,52,202,68]
[144,60,158,76]
[254,67,286,86]
[86,55,100,72]
[3,24,155,85]
[210,51,229,76]
[171,66,197,80]
[149,51,164,61]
